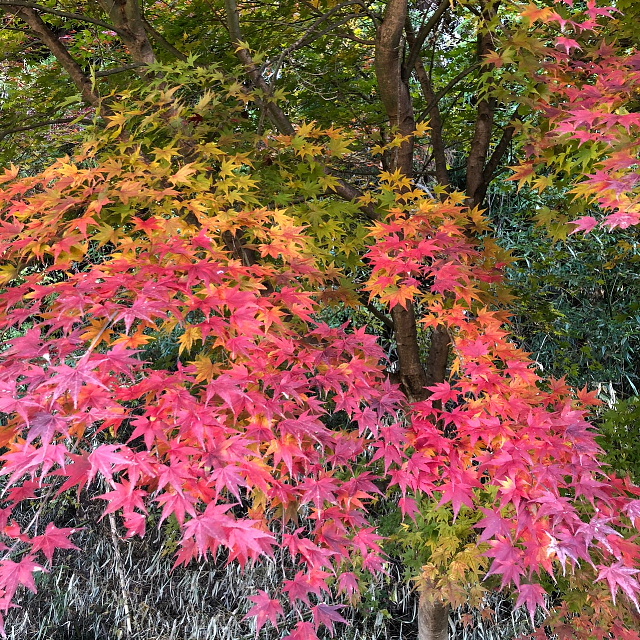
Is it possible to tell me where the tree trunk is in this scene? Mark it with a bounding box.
[375,4,450,639]
[96,0,157,66]
[418,594,449,640]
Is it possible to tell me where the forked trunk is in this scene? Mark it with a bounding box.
[418,591,449,640]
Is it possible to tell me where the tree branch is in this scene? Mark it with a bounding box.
[482,112,521,184]
[142,18,187,61]
[224,0,295,135]
[0,0,128,36]
[358,293,394,330]
[403,0,449,79]
[0,117,92,141]
[94,63,143,77]
[224,0,377,219]
[465,0,501,208]
[95,0,156,66]
[5,6,100,107]
[416,62,480,121]
[375,0,415,176]
[264,0,367,70]
[405,19,449,187]
[375,0,432,402]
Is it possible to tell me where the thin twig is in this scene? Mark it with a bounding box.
[261,0,366,74]
[417,62,480,121]
[143,18,187,61]
[404,0,450,78]
[0,117,92,141]
[94,64,143,77]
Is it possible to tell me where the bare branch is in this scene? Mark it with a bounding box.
[416,62,480,121]
[406,19,449,187]
[358,294,394,330]
[224,0,295,135]
[334,30,374,45]
[94,63,143,77]
[265,0,367,68]
[300,0,379,22]
[482,112,522,183]
[264,13,362,78]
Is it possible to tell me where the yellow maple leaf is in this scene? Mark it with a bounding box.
[0,264,18,285]
[190,354,217,383]
[80,319,113,346]
[169,163,198,185]
[296,121,318,138]
[112,328,153,348]
[178,326,202,354]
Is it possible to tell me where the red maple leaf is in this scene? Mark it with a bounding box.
[283,621,320,640]
[515,583,548,622]
[87,445,131,483]
[336,572,360,599]
[0,557,44,602]
[30,523,81,562]
[475,508,512,543]
[43,362,108,407]
[51,450,91,495]
[26,412,68,448]
[97,480,148,516]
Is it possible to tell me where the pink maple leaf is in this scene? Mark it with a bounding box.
[398,496,420,520]
[43,362,108,407]
[437,478,476,518]
[26,412,68,448]
[596,562,640,609]
[244,590,283,633]
[97,480,148,516]
[603,211,640,230]
[515,583,547,622]
[0,557,44,602]
[283,621,320,640]
[555,36,581,53]
[311,603,347,636]
[337,572,360,600]
[87,445,130,483]
[475,508,512,542]
[569,216,598,234]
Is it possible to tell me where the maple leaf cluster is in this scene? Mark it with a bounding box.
[510,2,640,237]
[364,194,640,627]
[1,47,640,638]
[0,207,407,635]
[0,94,403,635]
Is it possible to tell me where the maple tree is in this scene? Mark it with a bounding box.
[2,1,640,640]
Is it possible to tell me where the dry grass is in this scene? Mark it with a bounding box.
[8,496,538,640]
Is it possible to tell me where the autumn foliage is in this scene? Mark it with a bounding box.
[2,1,640,639]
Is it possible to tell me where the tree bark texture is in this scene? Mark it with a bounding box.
[375,3,450,638]
[96,0,156,66]
[418,597,450,640]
